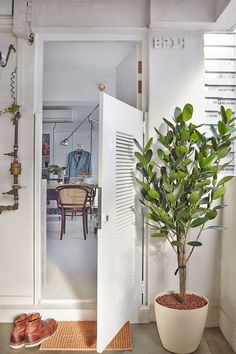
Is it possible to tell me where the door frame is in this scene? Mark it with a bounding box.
[33,28,149,311]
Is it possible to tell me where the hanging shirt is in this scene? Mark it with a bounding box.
[66,149,92,178]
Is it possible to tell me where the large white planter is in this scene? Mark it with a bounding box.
[154,291,208,354]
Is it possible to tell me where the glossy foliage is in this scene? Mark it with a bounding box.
[135,104,235,264]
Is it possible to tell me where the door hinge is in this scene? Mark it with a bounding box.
[97,187,102,229]
[138,80,142,94]
[138,61,142,74]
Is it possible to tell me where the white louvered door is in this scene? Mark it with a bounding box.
[97,93,143,353]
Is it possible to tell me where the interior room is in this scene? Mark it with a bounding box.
[41,41,139,301]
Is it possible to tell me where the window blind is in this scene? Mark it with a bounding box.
[204,33,236,174]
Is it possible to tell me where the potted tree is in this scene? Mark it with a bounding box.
[134,104,235,353]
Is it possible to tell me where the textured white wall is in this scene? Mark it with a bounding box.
[0,34,34,304]
[116,48,137,108]
[220,178,236,351]
[150,0,214,24]
[13,0,149,35]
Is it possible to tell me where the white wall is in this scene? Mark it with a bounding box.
[116,48,137,108]
[220,178,236,351]
[149,30,205,133]
[0,34,35,304]
[13,0,149,35]
[150,0,214,25]
[148,29,221,326]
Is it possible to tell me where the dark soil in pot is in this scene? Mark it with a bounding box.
[156,293,207,310]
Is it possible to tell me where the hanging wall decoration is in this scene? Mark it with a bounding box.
[0,46,22,214]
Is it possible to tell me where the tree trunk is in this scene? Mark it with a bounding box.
[177,233,186,303]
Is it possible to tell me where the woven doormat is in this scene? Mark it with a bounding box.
[40,321,132,351]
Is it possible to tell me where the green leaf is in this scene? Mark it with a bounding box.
[148,189,160,199]
[154,127,162,137]
[221,106,228,124]
[217,147,229,159]
[163,118,175,130]
[218,121,227,135]
[151,232,167,238]
[157,149,164,159]
[210,125,219,139]
[134,138,143,152]
[136,163,147,177]
[180,158,192,167]
[173,182,184,200]
[203,225,225,231]
[225,108,233,123]
[144,137,153,153]
[195,130,206,143]
[167,193,176,203]
[187,241,202,247]
[214,204,227,210]
[190,191,200,204]
[212,186,226,200]
[221,106,233,124]
[166,131,174,144]
[206,209,217,220]
[182,103,193,121]
[175,207,190,221]
[176,145,187,156]
[217,175,233,187]
[195,179,211,189]
[145,213,159,222]
[135,152,147,165]
[145,149,153,163]
[192,208,207,219]
[177,171,186,180]
[191,217,208,228]
[136,178,149,191]
[190,131,199,143]
[201,154,217,168]
[180,129,190,141]
[171,241,182,247]
[174,107,183,122]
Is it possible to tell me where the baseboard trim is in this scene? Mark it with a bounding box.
[0,296,33,306]
[219,308,236,352]
[0,308,96,322]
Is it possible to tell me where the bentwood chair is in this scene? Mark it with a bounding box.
[56,186,90,240]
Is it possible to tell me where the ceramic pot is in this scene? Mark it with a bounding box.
[58,170,65,183]
[154,291,208,354]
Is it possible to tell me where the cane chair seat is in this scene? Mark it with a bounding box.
[56,186,90,240]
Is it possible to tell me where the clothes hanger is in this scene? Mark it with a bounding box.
[76,143,83,155]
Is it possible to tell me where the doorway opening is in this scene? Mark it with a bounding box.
[40,41,142,302]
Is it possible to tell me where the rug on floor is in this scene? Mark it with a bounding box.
[39,321,132,351]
